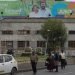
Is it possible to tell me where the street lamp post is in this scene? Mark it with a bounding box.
[59,36,63,51]
[45,30,50,55]
[0,12,4,54]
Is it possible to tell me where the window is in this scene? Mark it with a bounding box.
[4,55,12,62]
[26,41,30,47]
[6,41,13,47]
[36,30,40,34]
[26,30,30,34]
[17,30,30,35]
[18,41,25,47]
[37,41,45,47]
[18,41,30,48]
[69,31,75,34]
[68,41,75,48]
[17,30,25,35]
[2,30,13,35]
[1,41,6,47]
[0,56,3,63]
[1,41,13,50]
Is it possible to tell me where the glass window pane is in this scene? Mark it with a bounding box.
[4,55,12,62]
[0,56,3,63]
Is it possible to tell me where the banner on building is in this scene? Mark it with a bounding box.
[0,0,75,18]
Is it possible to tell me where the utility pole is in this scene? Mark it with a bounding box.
[45,30,50,55]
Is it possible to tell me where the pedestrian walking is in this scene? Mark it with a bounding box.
[51,51,55,59]
[60,50,67,69]
[30,51,38,75]
[45,53,55,72]
[54,51,59,72]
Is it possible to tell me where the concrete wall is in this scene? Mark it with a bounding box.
[0,18,75,54]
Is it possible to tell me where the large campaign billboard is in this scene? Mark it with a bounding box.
[0,0,75,18]
[65,0,75,2]
[55,0,75,1]
[0,1,22,16]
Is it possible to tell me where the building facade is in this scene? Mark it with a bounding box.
[0,18,75,56]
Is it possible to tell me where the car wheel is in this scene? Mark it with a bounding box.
[10,67,17,75]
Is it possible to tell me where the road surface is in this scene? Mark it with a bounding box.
[16,65,75,75]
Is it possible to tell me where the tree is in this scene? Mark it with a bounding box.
[40,19,67,53]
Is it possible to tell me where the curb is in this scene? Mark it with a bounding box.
[17,67,46,73]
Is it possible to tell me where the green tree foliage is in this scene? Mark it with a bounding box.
[41,19,67,51]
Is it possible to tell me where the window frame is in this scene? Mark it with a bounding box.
[37,41,46,47]
[68,41,75,48]
[2,30,13,35]
[69,30,75,34]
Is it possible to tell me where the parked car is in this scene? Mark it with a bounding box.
[0,54,18,75]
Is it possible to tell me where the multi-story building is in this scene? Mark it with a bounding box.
[0,18,75,56]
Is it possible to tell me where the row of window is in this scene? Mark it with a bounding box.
[1,41,75,48]
[1,41,46,47]
[1,30,40,35]
[1,30,75,35]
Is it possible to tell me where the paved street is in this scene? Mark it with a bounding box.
[16,65,75,75]
[18,62,45,71]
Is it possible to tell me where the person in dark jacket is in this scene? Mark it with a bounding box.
[30,51,38,75]
[7,48,14,56]
[46,53,55,71]
[54,51,59,72]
